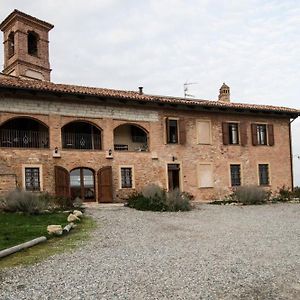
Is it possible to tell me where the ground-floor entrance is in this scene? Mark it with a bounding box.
[55,165,113,203]
[167,163,180,191]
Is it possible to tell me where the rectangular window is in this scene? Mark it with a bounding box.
[167,119,178,144]
[257,124,267,145]
[230,164,241,187]
[121,167,133,188]
[25,167,40,191]
[259,164,269,185]
[228,123,239,144]
[197,120,211,144]
[198,164,213,188]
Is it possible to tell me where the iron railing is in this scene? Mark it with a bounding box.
[0,129,49,148]
[62,132,101,150]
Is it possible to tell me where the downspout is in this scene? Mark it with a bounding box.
[289,117,296,190]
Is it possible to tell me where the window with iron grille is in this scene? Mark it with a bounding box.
[121,167,133,188]
[230,164,241,187]
[257,125,267,145]
[259,164,269,185]
[228,123,239,144]
[25,167,40,191]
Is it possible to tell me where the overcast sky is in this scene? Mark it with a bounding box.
[1,0,300,185]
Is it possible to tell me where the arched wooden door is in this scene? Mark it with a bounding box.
[55,166,70,198]
[97,166,113,203]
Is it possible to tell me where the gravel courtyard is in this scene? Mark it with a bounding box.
[1,204,300,300]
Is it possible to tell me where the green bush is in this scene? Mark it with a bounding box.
[232,185,269,205]
[166,188,192,211]
[272,185,293,202]
[0,190,81,214]
[127,184,192,212]
[1,189,49,214]
[293,186,300,199]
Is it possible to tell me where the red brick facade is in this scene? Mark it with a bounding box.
[0,10,298,202]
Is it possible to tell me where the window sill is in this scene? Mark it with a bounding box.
[198,186,214,189]
[62,149,103,152]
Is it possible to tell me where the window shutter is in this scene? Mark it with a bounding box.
[163,117,168,144]
[55,166,70,198]
[97,166,113,203]
[267,124,274,146]
[240,122,247,146]
[164,117,169,144]
[251,124,258,146]
[179,118,186,145]
[222,122,229,145]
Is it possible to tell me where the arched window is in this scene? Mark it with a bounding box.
[70,168,95,201]
[28,31,39,56]
[114,124,148,151]
[61,121,102,150]
[0,117,49,148]
[8,32,15,57]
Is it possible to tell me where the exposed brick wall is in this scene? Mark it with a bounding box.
[2,12,52,80]
[0,97,293,202]
[0,174,17,197]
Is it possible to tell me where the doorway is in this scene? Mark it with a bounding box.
[70,168,95,201]
[167,164,180,191]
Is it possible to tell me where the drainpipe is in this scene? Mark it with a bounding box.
[289,117,296,190]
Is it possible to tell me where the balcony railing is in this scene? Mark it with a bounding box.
[62,132,101,150]
[0,129,49,148]
[114,143,148,151]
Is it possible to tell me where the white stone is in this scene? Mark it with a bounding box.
[73,210,83,218]
[67,213,80,222]
[47,225,63,235]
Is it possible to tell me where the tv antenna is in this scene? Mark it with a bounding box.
[184,81,198,98]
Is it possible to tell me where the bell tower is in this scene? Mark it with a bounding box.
[218,83,230,102]
[0,9,54,81]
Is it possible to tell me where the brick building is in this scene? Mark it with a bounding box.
[0,10,299,202]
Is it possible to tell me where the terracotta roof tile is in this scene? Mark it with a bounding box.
[0,74,299,116]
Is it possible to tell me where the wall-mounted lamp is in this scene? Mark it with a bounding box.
[106,149,113,159]
[53,147,61,158]
[172,156,177,161]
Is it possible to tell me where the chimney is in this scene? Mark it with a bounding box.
[138,86,143,95]
[218,83,230,102]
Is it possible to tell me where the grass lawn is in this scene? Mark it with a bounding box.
[0,212,96,268]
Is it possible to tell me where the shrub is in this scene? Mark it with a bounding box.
[232,185,269,205]
[272,185,293,202]
[293,186,300,200]
[127,184,192,212]
[166,188,191,211]
[127,191,166,211]
[1,189,49,214]
[0,190,81,214]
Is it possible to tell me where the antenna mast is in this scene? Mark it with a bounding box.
[184,81,198,98]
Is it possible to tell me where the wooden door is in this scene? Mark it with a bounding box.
[168,164,180,191]
[97,166,113,203]
[55,166,70,198]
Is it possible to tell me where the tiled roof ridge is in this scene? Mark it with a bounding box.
[0,74,299,115]
[0,9,54,30]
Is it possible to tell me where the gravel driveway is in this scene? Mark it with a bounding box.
[1,204,300,300]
